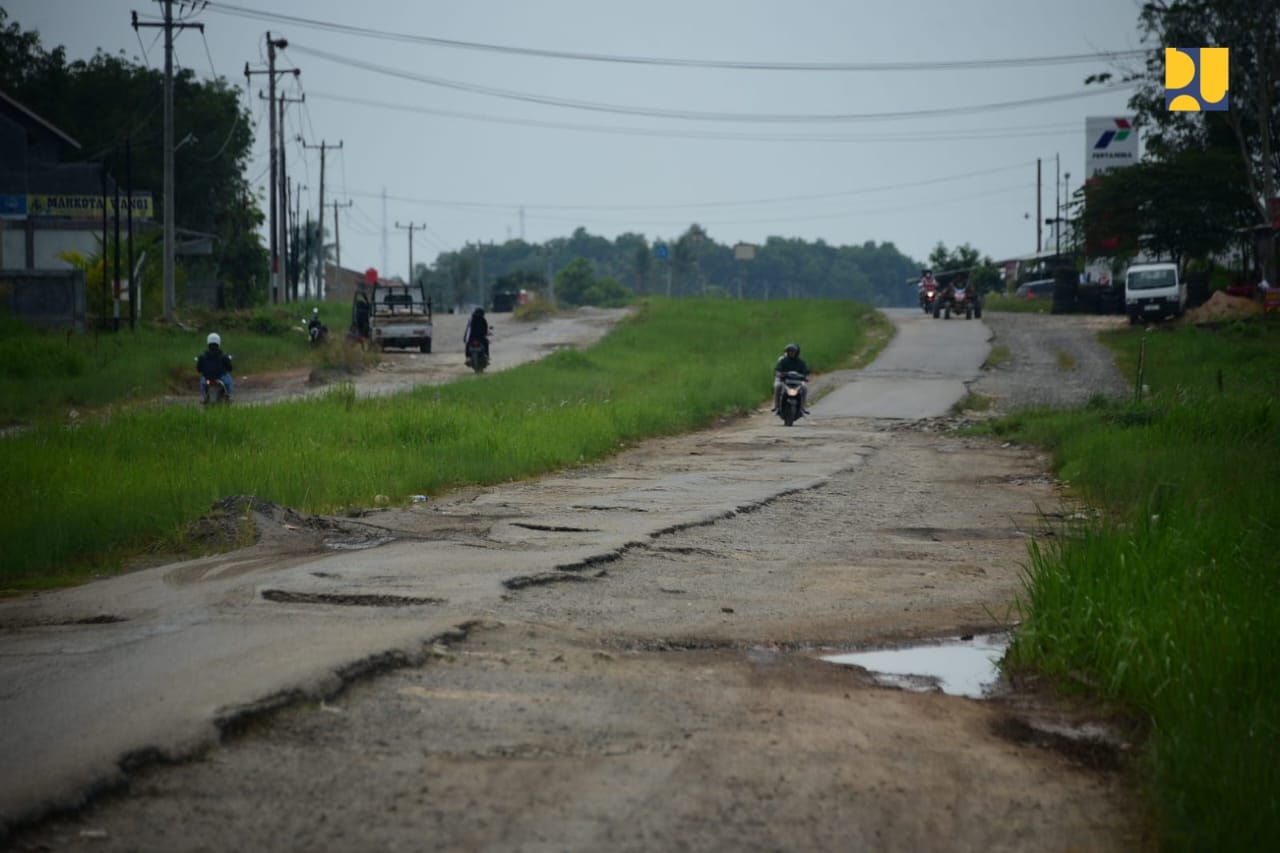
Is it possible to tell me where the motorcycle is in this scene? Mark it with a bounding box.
[919,283,938,314]
[465,338,490,374]
[932,283,956,319]
[196,356,233,405]
[308,320,330,346]
[777,371,808,426]
[951,283,982,319]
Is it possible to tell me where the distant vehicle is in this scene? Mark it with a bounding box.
[1124,262,1185,325]
[1014,279,1056,300]
[351,280,433,352]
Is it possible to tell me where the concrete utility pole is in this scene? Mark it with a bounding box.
[245,33,296,304]
[277,92,303,302]
[331,199,353,299]
[132,0,202,322]
[300,138,342,298]
[395,222,426,286]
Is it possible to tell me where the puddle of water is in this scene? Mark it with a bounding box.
[324,536,396,551]
[822,633,1009,699]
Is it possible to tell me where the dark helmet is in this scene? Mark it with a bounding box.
[784,343,800,356]
[473,307,485,317]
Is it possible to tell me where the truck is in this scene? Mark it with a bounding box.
[1124,261,1185,325]
[351,279,433,352]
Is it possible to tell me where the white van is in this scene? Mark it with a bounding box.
[1124,262,1185,324]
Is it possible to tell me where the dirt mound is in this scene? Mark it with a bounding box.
[1186,290,1262,324]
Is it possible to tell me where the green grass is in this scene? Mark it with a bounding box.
[0,304,343,425]
[979,317,1280,851]
[0,298,889,587]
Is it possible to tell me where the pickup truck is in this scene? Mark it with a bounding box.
[351,281,433,353]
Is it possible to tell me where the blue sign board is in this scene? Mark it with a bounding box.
[0,195,28,219]
[654,243,669,260]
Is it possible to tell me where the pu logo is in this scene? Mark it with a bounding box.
[1094,119,1131,149]
[1165,47,1229,111]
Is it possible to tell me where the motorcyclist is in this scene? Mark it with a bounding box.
[307,307,328,344]
[918,270,939,311]
[464,307,490,365]
[196,332,234,402]
[772,343,809,414]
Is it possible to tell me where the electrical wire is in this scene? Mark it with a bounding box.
[203,2,1144,72]
[305,90,1082,143]
[340,161,1037,215]
[291,44,1138,124]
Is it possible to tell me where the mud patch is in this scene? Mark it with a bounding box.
[992,714,1128,772]
[260,590,445,607]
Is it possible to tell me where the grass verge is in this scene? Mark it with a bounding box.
[0,298,888,588]
[976,317,1280,850]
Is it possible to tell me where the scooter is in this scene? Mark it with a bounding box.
[920,283,938,314]
[777,371,808,426]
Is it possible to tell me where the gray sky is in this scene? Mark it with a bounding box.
[8,0,1146,280]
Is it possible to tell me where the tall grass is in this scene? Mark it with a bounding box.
[986,319,1280,850]
[0,298,887,586]
[0,307,323,424]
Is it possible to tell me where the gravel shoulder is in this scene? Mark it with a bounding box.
[5,309,1152,852]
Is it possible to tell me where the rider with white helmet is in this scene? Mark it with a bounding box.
[196,332,235,402]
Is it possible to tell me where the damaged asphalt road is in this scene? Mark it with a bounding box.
[0,310,1145,851]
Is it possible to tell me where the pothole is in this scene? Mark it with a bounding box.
[503,571,602,590]
[510,523,599,533]
[822,633,1010,699]
[260,590,445,607]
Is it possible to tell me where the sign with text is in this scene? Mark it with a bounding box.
[1086,117,1137,180]
[26,193,153,220]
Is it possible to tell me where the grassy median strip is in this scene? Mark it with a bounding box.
[981,319,1280,851]
[0,298,887,588]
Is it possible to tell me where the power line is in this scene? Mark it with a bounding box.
[291,44,1138,124]
[204,2,1144,72]
[341,161,1035,215]
[306,90,1081,143]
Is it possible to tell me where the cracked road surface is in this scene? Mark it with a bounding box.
[1,309,1146,851]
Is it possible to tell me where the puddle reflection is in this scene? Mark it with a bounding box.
[823,633,1009,699]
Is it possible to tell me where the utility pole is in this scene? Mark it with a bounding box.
[300,138,342,299]
[132,1,202,322]
[245,33,296,304]
[277,92,303,302]
[395,222,426,287]
[1036,158,1042,254]
[331,199,353,299]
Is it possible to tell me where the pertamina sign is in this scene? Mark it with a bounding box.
[27,193,154,220]
[1086,117,1138,181]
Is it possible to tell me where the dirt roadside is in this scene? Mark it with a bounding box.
[7,311,1151,852]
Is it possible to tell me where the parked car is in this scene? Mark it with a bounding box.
[1014,279,1056,299]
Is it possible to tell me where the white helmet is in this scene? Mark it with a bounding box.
[207,333,222,346]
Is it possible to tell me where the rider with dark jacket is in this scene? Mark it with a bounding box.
[464,308,490,365]
[772,343,809,413]
[196,332,234,401]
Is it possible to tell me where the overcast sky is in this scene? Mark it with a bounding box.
[8,0,1147,279]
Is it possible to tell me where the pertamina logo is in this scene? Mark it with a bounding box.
[1093,118,1131,150]
[1165,47,1229,111]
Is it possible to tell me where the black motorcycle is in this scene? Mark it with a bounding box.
[466,339,489,374]
[777,371,808,426]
